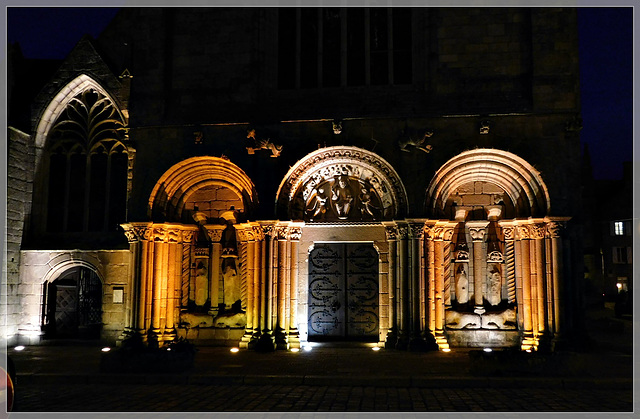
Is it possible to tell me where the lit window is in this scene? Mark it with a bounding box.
[614,221,624,236]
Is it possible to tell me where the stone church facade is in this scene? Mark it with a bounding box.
[6,8,584,352]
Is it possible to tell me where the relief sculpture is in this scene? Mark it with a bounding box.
[303,175,383,221]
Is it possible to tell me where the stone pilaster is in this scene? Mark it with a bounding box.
[383,222,398,349]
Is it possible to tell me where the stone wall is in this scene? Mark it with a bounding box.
[15,250,131,345]
[4,127,34,345]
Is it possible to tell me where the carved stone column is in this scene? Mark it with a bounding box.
[164,226,182,341]
[120,223,147,340]
[275,225,288,349]
[204,225,225,316]
[531,221,547,340]
[408,222,427,350]
[499,222,517,305]
[287,224,303,349]
[252,225,263,341]
[517,224,534,347]
[383,223,398,348]
[140,226,153,339]
[468,221,489,314]
[255,223,276,352]
[395,223,409,350]
[434,223,454,349]
[546,218,568,347]
[238,225,256,349]
[424,223,436,335]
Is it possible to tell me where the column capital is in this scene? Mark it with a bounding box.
[287,225,303,241]
[203,224,226,242]
[466,221,490,242]
[383,222,399,241]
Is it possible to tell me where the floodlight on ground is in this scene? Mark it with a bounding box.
[441,348,451,352]
[303,345,313,352]
[483,348,492,353]
[372,346,381,351]
[290,347,300,352]
[14,346,25,351]
[101,347,111,352]
[230,347,240,353]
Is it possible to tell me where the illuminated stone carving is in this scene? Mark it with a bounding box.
[194,260,209,307]
[276,146,408,221]
[486,264,502,306]
[425,148,551,219]
[455,265,469,304]
[246,129,283,157]
[398,130,433,153]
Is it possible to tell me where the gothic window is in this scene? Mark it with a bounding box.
[277,8,413,89]
[45,89,129,233]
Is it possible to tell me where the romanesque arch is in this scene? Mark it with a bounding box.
[148,156,258,222]
[425,148,551,219]
[420,148,566,351]
[275,146,409,221]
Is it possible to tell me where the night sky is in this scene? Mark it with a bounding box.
[6,7,633,180]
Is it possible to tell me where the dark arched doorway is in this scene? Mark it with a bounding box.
[44,267,103,339]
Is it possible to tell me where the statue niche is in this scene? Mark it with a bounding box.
[445,224,515,331]
[304,175,382,222]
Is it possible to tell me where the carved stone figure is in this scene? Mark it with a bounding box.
[222,258,240,310]
[359,186,380,220]
[486,264,502,306]
[194,261,208,307]
[220,208,238,258]
[455,265,469,304]
[305,187,328,220]
[331,176,354,219]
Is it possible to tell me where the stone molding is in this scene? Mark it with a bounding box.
[275,146,408,220]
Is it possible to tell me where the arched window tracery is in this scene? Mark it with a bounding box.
[44,88,129,233]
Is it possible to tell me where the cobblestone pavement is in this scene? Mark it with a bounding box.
[14,383,633,412]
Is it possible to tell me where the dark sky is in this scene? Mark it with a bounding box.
[6,7,633,180]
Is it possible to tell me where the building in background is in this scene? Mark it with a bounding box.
[6,8,585,352]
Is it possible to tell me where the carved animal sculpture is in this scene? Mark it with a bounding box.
[481,308,517,330]
[445,310,481,329]
[246,130,283,157]
[214,312,247,328]
[399,131,433,153]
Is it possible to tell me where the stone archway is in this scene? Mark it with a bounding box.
[275,146,409,222]
[423,149,567,351]
[425,148,551,219]
[43,264,103,339]
[148,156,258,223]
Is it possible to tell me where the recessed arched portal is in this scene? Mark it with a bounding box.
[425,148,551,219]
[148,156,258,223]
[43,264,103,339]
[276,146,409,222]
[423,148,559,351]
